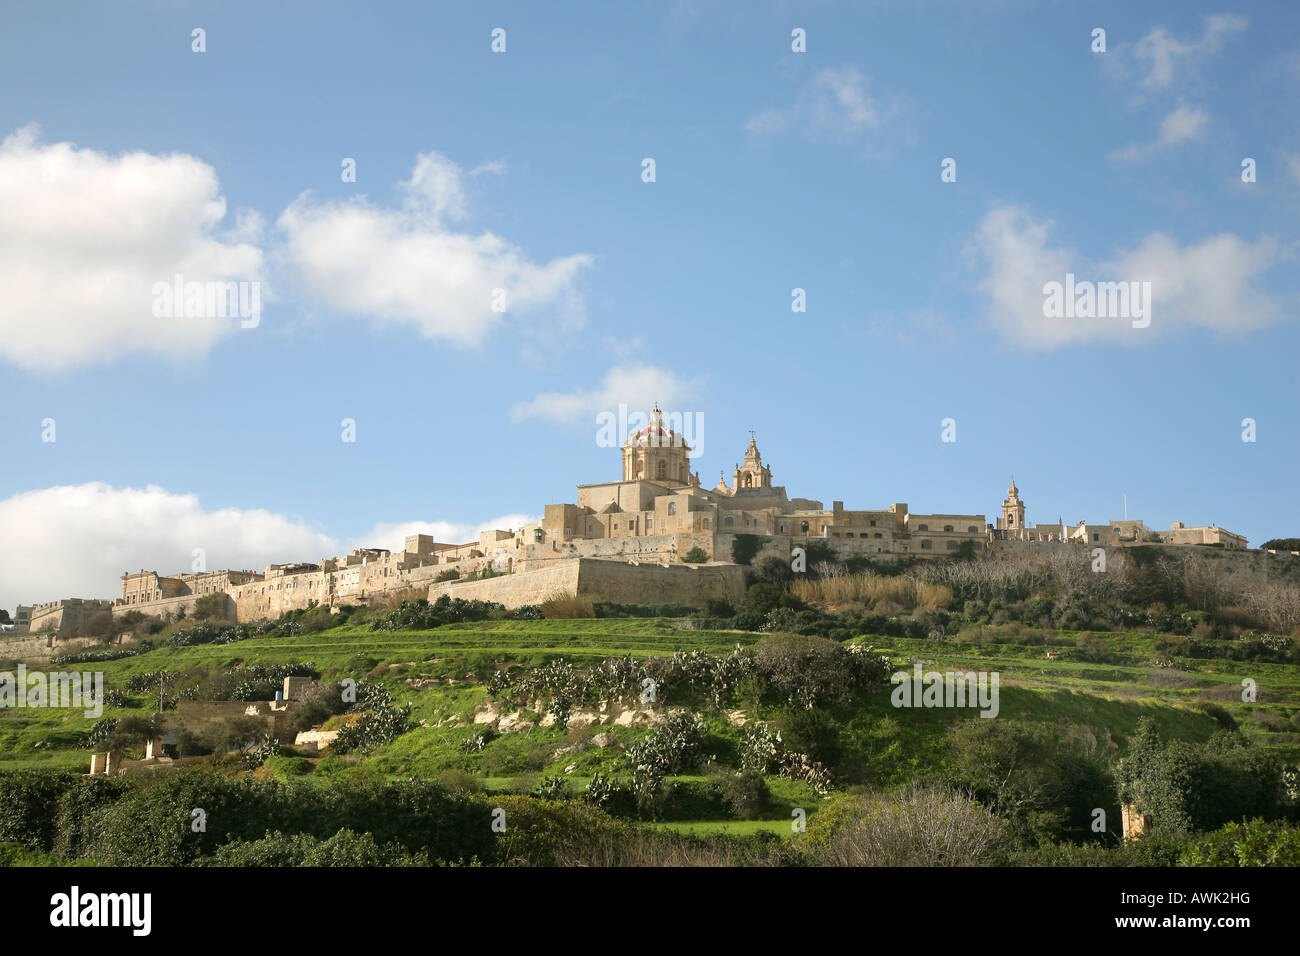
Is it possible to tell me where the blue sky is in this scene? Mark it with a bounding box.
[1,0,1297,610]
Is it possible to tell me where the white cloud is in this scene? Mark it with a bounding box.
[0,125,266,372]
[746,66,902,138]
[1109,103,1210,161]
[967,203,1285,349]
[469,159,508,177]
[1111,15,1248,95]
[509,364,702,424]
[0,482,546,611]
[353,514,539,553]
[0,483,338,610]
[277,151,593,347]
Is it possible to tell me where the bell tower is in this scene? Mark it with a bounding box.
[731,433,773,491]
[998,478,1026,538]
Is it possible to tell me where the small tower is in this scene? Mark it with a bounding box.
[998,478,1026,539]
[732,434,773,491]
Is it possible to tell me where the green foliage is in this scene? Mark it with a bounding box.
[369,595,504,631]
[1116,718,1282,834]
[681,546,709,564]
[753,634,892,709]
[730,533,766,566]
[1261,538,1300,551]
[192,594,226,621]
[945,720,1117,846]
[200,828,427,866]
[1179,819,1300,866]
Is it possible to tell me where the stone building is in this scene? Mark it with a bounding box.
[991,479,1246,549]
[80,409,1244,625]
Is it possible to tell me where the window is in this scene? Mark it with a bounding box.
[943,525,953,532]
[780,523,788,533]
[800,521,809,533]
[646,518,653,529]
[921,540,932,550]
[946,541,958,550]
[870,520,877,527]
[657,460,667,479]
[1092,533,1099,542]
[918,524,929,531]
[668,501,677,515]
[874,532,882,539]
[724,516,734,527]
[968,526,978,533]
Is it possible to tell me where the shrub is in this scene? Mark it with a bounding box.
[540,592,595,619]
[804,785,1010,866]
[1179,819,1300,867]
[715,772,771,819]
[681,546,709,564]
[200,828,428,867]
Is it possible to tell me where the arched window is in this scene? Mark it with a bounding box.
[656,460,666,479]
[724,516,734,527]
[668,501,677,515]
[800,521,809,533]
[943,525,953,532]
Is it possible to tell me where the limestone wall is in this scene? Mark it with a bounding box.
[427,561,582,608]
[426,557,744,610]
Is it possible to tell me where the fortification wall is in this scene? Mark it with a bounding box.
[575,558,746,607]
[427,561,582,608]
[109,592,235,623]
[426,558,744,609]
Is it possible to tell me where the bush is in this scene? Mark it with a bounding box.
[804,785,1010,866]
[681,546,709,564]
[1179,819,1300,866]
[715,772,771,819]
[540,592,595,619]
[200,828,428,867]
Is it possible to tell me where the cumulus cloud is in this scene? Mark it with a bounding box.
[966,204,1285,349]
[1109,103,1209,161]
[277,151,593,347]
[0,125,266,372]
[509,364,702,424]
[0,483,338,609]
[746,66,903,139]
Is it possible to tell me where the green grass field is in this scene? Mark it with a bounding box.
[3,618,1297,822]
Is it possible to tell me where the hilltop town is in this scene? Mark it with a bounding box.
[7,406,1247,637]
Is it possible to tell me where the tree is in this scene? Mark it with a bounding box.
[106,715,165,755]
[1262,538,1300,551]
[681,546,709,564]
[193,594,225,621]
[199,715,269,756]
